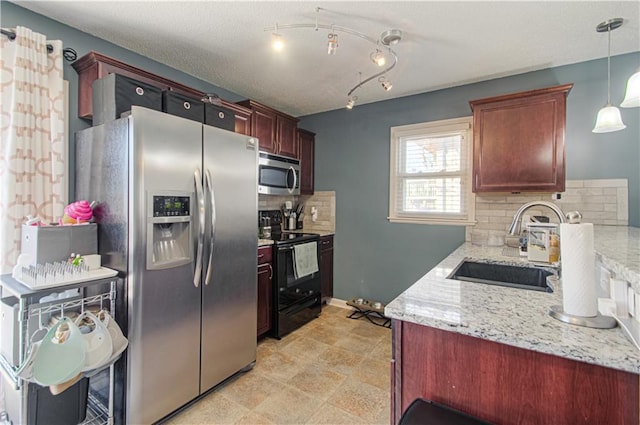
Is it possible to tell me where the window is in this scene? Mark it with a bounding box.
[389,117,474,225]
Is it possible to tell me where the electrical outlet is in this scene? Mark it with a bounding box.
[599,266,611,293]
[551,193,562,200]
[610,279,629,317]
[628,286,636,317]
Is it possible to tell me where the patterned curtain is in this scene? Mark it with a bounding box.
[0,27,66,274]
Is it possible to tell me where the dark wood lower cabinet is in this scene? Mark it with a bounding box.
[320,235,334,303]
[257,246,273,338]
[392,320,639,425]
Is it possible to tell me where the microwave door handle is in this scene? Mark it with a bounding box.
[287,166,298,194]
[204,169,216,286]
[193,169,205,288]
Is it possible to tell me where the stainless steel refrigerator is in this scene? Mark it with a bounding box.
[75,106,258,424]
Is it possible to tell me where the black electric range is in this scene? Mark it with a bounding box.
[258,209,321,338]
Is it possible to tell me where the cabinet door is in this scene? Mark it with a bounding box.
[470,84,572,193]
[257,263,272,337]
[298,129,315,195]
[277,116,299,158]
[320,236,334,302]
[252,107,277,153]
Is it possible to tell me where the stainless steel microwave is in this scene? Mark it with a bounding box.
[258,152,300,195]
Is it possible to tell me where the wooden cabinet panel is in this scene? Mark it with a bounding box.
[320,235,334,302]
[237,100,299,158]
[257,246,273,338]
[298,129,315,195]
[277,116,298,158]
[469,84,572,193]
[393,320,639,425]
[251,106,277,153]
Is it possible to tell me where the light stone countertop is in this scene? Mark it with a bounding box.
[258,239,274,247]
[385,225,640,374]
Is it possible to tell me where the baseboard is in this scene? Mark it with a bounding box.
[327,297,350,310]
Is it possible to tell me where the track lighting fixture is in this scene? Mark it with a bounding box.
[327,33,338,55]
[266,7,402,107]
[592,18,626,133]
[370,49,386,67]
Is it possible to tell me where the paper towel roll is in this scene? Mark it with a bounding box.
[559,223,597,317]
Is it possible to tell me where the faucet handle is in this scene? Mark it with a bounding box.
[565,211,582,224]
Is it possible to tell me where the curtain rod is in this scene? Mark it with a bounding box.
[2,28,53,53]
[2,28,78,61]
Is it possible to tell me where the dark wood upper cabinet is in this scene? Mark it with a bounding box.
[298,129,315,195]
[71,51,252,135]
[237,100,299,158]
[469,84,573,193]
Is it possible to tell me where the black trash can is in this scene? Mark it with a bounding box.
[27,378,89,425]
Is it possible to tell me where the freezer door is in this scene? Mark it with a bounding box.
[200,125,258,392]
[126,107,202,424]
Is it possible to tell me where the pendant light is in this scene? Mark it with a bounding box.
[592,18,626,133]
[621,69,640,108]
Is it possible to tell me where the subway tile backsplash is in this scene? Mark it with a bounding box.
[466,179,628,242]
[258,191,336,233]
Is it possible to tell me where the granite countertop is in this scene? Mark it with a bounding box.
[385,225,640,374]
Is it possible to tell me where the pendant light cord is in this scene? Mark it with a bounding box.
[607,25,611,105]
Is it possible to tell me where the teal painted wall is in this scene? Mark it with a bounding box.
[299,54,640,303]
[3,2,639,304]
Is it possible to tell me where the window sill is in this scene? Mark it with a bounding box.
[388,217,476,226]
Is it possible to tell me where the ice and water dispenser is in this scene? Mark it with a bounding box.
[146,193,193,269]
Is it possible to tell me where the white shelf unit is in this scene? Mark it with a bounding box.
[0,274,120,425]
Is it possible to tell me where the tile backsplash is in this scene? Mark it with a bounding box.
[466,179,628,242]
[258,191,336,233]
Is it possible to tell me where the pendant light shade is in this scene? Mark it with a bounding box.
[592,18,626,134]
[621,70,640,108]
[593,104,626,133]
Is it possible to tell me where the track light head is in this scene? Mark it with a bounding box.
[272,33,284,52]
[379,76,392,91]
[327,33,338,55]
[346,96,357,109]
[370,49,386,67]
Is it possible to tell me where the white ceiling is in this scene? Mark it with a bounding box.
[12,1,640,117]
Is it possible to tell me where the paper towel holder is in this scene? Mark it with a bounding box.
[548,305,617,329]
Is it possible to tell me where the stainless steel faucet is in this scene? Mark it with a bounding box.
[507,201,567,235]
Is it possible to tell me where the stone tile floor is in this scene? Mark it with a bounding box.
[166,305,392,424]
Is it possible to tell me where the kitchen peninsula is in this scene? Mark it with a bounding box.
[386,225,640,425]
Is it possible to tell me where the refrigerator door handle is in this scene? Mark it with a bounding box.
[194,168,205,287]
[204,169,216,286]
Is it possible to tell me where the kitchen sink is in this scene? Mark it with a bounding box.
[448,260,554,292]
